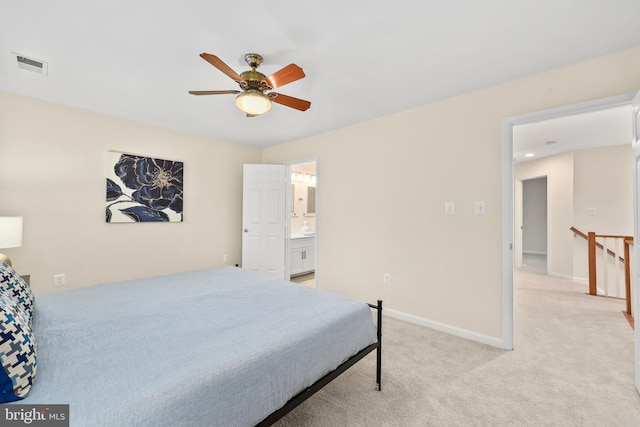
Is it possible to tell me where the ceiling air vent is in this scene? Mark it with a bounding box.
[12,52,48,75]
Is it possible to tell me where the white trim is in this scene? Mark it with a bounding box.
[502,92,637,353]
[572,276,589,285]
[632,90,640,393]
[501,114,515,350]
[522,250,547,256]
[285,164,292,280]
[384,308,510,350]
[503,93,635,126]
[547,271,574,281]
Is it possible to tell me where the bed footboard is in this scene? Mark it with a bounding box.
[368,299,383,391]
[256,299,383,426]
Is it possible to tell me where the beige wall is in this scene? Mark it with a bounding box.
[572,144,633,282]
[573,144,633,236]
[1,45,639,343]
[515,152,574,279]
[263,46,640,340]
[0,91,261,293]
[514,144,632,282]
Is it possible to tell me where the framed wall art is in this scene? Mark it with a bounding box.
[106,151,183,223]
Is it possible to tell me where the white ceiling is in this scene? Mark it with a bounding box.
[1,1,640,148]
[513,104,633,163]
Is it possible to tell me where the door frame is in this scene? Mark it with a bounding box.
[631,90,640,394]
[501,92,636,351]
[286,157,319,287]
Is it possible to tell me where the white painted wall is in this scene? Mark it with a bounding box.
[0,92,261,293]
[263,46,640,342]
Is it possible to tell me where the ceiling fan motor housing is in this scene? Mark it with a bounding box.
[239,70,270,91]
[244,53,263,68]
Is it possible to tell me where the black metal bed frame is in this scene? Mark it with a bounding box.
[256,300,383,426]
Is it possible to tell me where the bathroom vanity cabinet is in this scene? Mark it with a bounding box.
[290,236,316,276]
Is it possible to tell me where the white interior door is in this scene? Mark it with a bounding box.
[242,164,287,279]
[632,90,640,394]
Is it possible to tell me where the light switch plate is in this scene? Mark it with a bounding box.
[475,201,487,214]
[444,202,455,214]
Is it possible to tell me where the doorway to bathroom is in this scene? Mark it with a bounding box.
[289,160,317,288]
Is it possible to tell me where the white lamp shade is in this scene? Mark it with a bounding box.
[235,90,272,115]
[0,217,23,249]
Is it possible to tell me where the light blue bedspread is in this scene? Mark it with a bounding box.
[20,267,377,426]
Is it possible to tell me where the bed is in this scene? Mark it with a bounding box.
[3,265,382,426]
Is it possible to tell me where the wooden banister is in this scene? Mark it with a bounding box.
[569,226,587,240]
[570,226,630,262]
[571,226,634,329]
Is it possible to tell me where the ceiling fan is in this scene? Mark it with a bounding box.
[189,53,311,117]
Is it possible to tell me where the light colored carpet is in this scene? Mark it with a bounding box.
[275,268,640,426]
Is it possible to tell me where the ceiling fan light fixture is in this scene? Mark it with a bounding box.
[235,90,272,115]
[190,52,310,114]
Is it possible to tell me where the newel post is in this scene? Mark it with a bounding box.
[588,232,597,296]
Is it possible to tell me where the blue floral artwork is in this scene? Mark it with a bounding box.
[106,151,183,223]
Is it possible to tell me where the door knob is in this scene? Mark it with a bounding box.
[244,228,248,233]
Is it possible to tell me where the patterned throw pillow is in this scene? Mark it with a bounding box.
[0,262,34,324]
[0,292,37,402]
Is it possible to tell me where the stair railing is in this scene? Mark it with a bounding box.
[570,226,634,328]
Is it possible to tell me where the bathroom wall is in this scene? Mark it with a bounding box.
[291,162,316,232]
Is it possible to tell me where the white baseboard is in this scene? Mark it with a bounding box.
[572,276,588,285]
[523,251,547,256]
[548,271,589,285]
[383,308,511,350]
[547,271,574,281]
[566,277,622,298]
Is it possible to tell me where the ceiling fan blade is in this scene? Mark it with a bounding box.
[270,93,311,111]
[265,64,305,89]
[188,90,241,95]
[199,53,245,83]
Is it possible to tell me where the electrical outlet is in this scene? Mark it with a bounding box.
[53,274,66,287]
[383,273,391,285]
[223,254,229,263]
